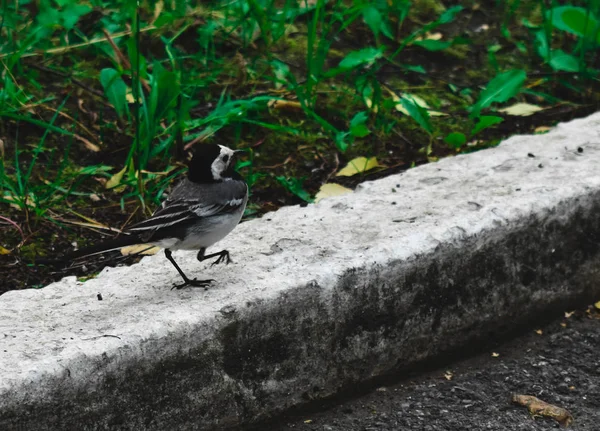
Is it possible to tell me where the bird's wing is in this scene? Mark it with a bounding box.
[125,179,247,236]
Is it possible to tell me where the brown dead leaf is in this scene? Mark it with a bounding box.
[512,394,573,427]
[0,138,4,157]
[268,99,302,111]
[74,134,101,152]
[121,244,160,256]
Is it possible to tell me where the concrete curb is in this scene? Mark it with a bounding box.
[2,113,600,430]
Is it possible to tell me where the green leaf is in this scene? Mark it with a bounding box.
[549,6,600,44]
[402,64,426,74]
[400,97,432,134]
[362,6,393,40]
[470,69,526,118]
[413,39,453,51]
[99,68,128,119]
[439,6,464,24]
[275,176,313,203]
[549,50,581,72]
[472,115,504,135]
[349,111,370,138]
[444,132,467,149]
[62,4,92,30]
[149,61,180,123]
[338,47,383,70]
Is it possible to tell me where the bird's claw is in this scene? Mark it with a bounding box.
[172,278,215,290]
[211,252,232,266]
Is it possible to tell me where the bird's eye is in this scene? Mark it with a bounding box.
[222,154,230,163]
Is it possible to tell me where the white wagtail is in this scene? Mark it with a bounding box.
[59,144,248,289]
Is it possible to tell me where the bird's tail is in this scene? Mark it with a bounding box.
[36,234,143,266]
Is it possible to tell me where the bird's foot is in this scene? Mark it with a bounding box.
[172,278,215,290]
[211,250,232,266]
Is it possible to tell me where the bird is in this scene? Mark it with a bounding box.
[55,144,248,289]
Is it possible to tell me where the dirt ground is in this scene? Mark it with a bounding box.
[259,307,600,431]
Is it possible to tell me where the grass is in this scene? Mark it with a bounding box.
[1,0,600,291]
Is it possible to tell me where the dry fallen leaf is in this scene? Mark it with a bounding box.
[595,300,600,310]
[315,183,353,203]
[512,394,573,427]
[498,103,544,117]
[560,322,567,328]
[535,329,543,335]
[534,125,553,134]
[444,370,453,381]
[336,156,380,177]
[120,244,160,256]
[492,352,500,357]
[268,99,302,111]
[564,310,575,318]
[106,166,127,189]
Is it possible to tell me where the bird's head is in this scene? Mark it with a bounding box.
[187,144,239,183]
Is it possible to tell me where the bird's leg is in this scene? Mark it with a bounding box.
[197,248,232,266]
[165,249,214,290]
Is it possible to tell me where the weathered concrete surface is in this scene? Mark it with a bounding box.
[2,112,600,430]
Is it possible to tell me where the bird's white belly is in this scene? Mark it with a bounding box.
[158,208,244,251]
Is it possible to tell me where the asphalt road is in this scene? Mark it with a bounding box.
[260,305,600,431]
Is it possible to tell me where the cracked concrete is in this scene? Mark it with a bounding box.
[2,112,600,430]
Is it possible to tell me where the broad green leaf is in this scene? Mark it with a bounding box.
[438,6,464,24]
[315,183,353,203]
[549,50,581,72]
[444,132,467,149]
[275,176,313,203]
[393,93,446,116]
[338,47,383,70]
[349,111,370,138]
[549,6,600,44]
[470,69,526,118]
[400,97,433,134]
[413,39,453,51]
[336,157,380,177]
[62,4,92,30]
[149,61,180,123]
[472,115,504,135]
[362,6,393,39]
[99,68,128,119]
[498,103,544,116]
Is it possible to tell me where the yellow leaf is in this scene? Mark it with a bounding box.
[336,157,380,177]
[595,301,600,310]
[121,244,160,256]
[315,183,353,203]
[498,103,543,116]
[105,166,127,189]
[0,246,11,255]
[535,329,543,335]
[534,126,552,134]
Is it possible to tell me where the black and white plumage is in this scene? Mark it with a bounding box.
[63,144,248,289]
